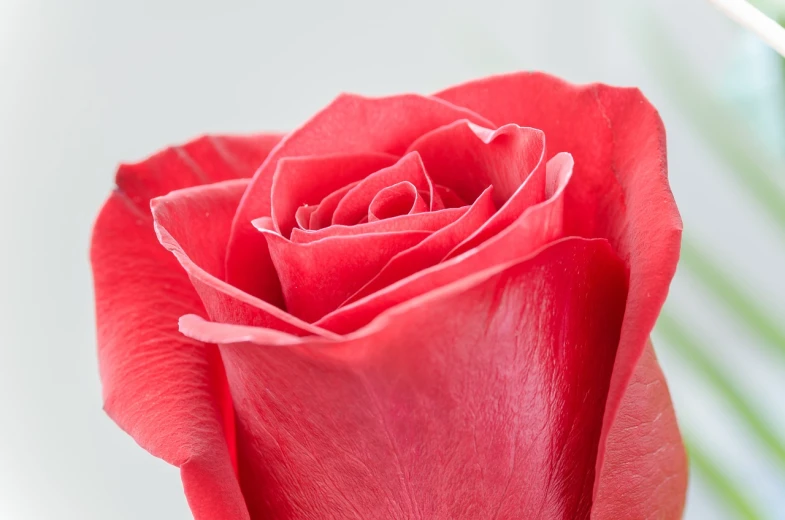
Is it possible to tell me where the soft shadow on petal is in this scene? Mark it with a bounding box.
[226,94,495,305]
[180,238,628,520]
[437,72,684,515]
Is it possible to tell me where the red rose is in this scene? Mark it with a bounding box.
[91,72,687,519]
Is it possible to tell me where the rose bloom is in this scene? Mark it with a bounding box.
[91,72,687,519]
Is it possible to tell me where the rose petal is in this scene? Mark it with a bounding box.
[319,152,573,334]
[115,133,284,207]
[226,94,494,304]
[437,71,684,514]
[591,342,687,519]
[331,152,433,226]
[435,184,467,208]
[408,121,545,206]
[368,181,427,221]
[151,180,332,337]
[91,133,283,519]
[180,237,628,519]
[294,204,318,229]
[306,181,361,230]
[271,152,398,237]
[288,206,467,244]
[343,186,497,305]
[429,186,447,210]
[410,124,549,260]
[257,219,433,322]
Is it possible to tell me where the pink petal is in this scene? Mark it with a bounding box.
[437,71,684,515]
[226,94,494,304]
[408,120,545,206]
[591,342,688,519]
[430,126,548,260]
[368,181,428,221]
[307,181,360,230]
[151,180,331,337]
[91,133,283,519]
[258,221,433,322]
[180,237,628,519]
[332,152,433,226]
[115,133,284,208]
[294,204,318,229]
[319,153,573,334]
[288,207,467,244]
[435,184,467,208]
[343,186,498,305]
[270,152,397,237]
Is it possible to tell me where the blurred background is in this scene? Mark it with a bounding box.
[1,0,784,518]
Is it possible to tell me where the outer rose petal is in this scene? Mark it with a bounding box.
[179,238,628,520]
[437,72,684,515]
[226,94,495,304]
[591,342,688,520]
[91,133,283,519]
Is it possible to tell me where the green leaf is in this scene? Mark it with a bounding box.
[680,238,785,360]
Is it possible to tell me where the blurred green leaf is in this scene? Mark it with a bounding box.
[685,435,764,520]
[747,0,785,20]
[657,310,785,470]
[636,14,785,516]
[680,238,785,359]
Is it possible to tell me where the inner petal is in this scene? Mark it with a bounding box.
[318,153,574,334]
[331,152,435,226]
[368,181,427,222]
[270,152,397,237]
[294,205,317,229]
[291,206,468,244]
[434,184,466,209]
[254,216,433,322]
[408,120,545,207]
[341,186,497,306]
[307,181,360,231]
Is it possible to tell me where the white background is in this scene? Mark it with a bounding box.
[2,0,785,518]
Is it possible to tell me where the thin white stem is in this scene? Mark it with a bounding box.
[708,0,785,57]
